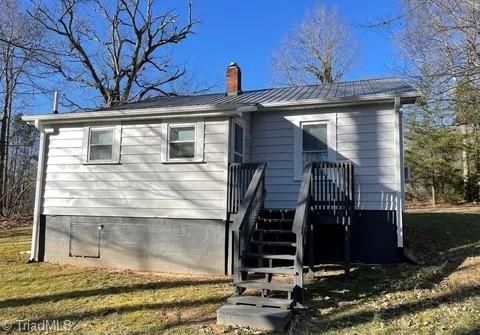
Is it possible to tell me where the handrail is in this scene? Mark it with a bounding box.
[229,163,266,280]
[292,163,314,304]
[292,161,355,304]
[292,163,314,234]
[227,163,259,215]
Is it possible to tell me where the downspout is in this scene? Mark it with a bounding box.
[28,121,53,262]
[394,97,405,248]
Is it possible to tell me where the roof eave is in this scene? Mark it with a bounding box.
[22,103,245,126]
[258,92,421,110]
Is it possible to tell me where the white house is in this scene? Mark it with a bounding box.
[23,63,420,327]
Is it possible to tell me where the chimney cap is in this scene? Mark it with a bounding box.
[229,62,238,67]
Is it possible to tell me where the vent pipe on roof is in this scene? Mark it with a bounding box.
[226,62,242,96]
[53,91,59,114]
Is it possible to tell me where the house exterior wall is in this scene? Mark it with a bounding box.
[250,103,400,211]
[42,118,230,220]
[42,215,226,274]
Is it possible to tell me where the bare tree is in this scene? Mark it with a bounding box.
[0,0,41,215]
[30,0,197,108]
[271,2,359,86]
[383,0,480,203]
[397,0,480,100]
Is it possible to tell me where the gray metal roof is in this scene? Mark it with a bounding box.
[102,77,419,111]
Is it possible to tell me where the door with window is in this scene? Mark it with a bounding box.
[302,122,328,166]
[232,121,244,163]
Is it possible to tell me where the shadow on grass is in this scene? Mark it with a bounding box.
[302,212,480,332]
[11,295,225,333]
[454,326,480,335]
[0,278,231,309]
[0,227,31,240]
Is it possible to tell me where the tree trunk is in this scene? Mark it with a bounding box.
[431,185,436,207]
[0,89,10,216]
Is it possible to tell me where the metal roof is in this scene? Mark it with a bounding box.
[101,77,420,111]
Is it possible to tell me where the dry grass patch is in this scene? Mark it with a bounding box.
[0,210,479,334]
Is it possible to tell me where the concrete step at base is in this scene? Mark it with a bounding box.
[217,305,292,331]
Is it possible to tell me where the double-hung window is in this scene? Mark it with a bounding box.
[302,122,328,166]
[162,121,205,163]
[83,125,121,164]
[168,124,196,159]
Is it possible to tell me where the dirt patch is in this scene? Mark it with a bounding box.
[0,216,32,231]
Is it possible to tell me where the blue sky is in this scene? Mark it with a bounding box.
[28,0,403,113]
[175,0,402,91]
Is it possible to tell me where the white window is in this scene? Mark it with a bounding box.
[162,121,205,163]
[233,122,244,163]
[302,122,328,166]
[83,125,121,164]
[168,124,196,159]
[289,114,336,180]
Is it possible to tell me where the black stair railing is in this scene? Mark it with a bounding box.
[292,163,314,305]
[228,163,266,281]
[311,161,355,217]
[227,163,260,215]
[292,161,355,304]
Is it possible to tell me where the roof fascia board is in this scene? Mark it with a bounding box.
[258,92,420,110]
[22,104,242,125]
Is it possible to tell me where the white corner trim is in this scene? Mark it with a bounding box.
[286,113,337,181]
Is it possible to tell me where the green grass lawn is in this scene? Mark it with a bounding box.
[0,211,479,334]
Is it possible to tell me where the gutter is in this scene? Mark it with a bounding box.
[22,104,246,126]
[22,92,420,125]
[258,92,420,111]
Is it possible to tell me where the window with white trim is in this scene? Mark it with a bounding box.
[161,121,205,163]
[83,125,121,164]
[233,122,244,163]
[168,124,196,159]
[302,122,328,166]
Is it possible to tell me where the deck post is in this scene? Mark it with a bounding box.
[308,222,314,274]
[294,232,304,304]
[344,216,351,279]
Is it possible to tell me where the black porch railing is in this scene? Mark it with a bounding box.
[292,161,355,303]
[311,161,355,217]
[227,163,261,215]
[227,163,267,277]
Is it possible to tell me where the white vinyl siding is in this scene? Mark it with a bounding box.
[250,103,400,210]
[43,119,229,220]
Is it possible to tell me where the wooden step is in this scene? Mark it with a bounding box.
[257,218,293,223]
[217,305,292,331]
[238,266,295,274]
[245,253,295,260]
[255,229,294,234]
[233,280,295,292]
[251,240,296,247]
[227,296,294,309]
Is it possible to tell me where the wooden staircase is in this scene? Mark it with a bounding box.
[217,209,297,331]
[218,161,355,331]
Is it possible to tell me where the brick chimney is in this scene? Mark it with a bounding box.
[226,62,242,96]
